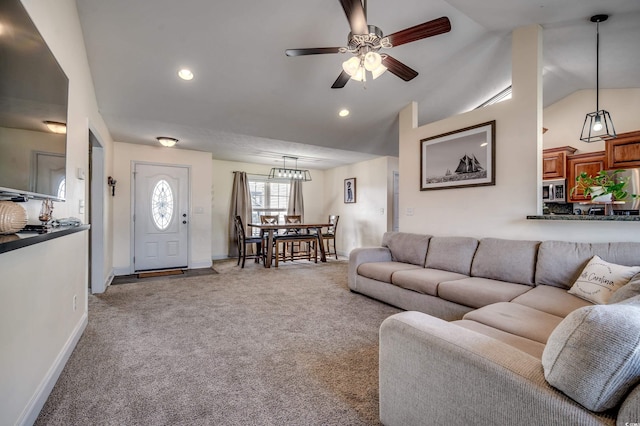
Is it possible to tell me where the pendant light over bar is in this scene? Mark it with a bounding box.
[268,156,312,181]
[580,14,616,143]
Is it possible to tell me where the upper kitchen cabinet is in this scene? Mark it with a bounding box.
[606,130,640,169]
[543,146,577,179]
[567,151,607,202]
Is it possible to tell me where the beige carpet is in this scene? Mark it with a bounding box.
[35,258,401,425]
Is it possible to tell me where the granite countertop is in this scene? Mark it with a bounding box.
[527,214,640,221]
[0,224,90,254]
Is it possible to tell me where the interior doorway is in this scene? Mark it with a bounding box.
[89,130,106,293]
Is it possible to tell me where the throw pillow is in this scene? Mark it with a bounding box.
[609,273,640,305]
[567,255,640,304]
[542,304,640,412]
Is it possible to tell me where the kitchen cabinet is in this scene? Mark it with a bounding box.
[606,130,640,169]
[566,151,606,202]
[543,146,577,179]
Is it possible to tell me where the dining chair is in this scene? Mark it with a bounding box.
[275,215,317,266]
[321,215,339,260]
[234,215,262,268]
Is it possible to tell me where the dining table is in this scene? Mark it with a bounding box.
[247,222,333,268]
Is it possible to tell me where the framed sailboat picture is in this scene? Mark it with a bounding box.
[420,121,496,191]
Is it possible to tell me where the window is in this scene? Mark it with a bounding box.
[248,175,290,230]
[151,179,174,230]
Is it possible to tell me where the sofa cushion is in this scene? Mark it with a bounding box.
[381,232,432,266]
[470,238,540,285]
[438,277,532,309]
[391,268,468,296]
[424,236,478,275]
[535,240,640,290]
[567,255,640,304]
[609,273,640,304]
[357,261,421,283]
[463,302,563,344]
[542,304,640,412]
[453,319,546,359]
[511,285,593,318]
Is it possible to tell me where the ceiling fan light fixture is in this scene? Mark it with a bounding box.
[342,56,361,77]
[371,64,387,80]
[363,52,382,71]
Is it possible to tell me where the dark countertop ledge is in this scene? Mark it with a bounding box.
[527,215,640,221]
[0,224,90,254]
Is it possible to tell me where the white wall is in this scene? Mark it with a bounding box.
[544,88,640,153]
[112,142,213,273]
[211,159,325,259]
[1,0,114,424]
[399,24,640,243]
[323,156,398,253]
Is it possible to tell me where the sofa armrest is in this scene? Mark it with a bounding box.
[618,383,640,426]
[348,247,392,291]
[379,312,614,426]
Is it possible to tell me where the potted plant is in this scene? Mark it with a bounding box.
[570,169,632,202]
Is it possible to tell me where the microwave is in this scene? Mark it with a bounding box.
[543,179,567,203]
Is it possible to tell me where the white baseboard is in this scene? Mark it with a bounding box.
[105,271,115,288]
[113,267,131,276]
[18,312,88,426]
[189,260,213,269]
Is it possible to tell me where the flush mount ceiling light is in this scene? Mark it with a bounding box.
[178,68,194,81]
[268,156,312,181]
[580,14,616,143]
[338,109,350,117]
[156,136,178,147]
[43,121,66,134]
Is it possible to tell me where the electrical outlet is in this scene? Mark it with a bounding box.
[73,295,77,311]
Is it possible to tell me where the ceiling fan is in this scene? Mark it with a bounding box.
[285,0,451,88]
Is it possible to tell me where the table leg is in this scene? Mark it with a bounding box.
[264,229,275,268]
[312,227,327,262]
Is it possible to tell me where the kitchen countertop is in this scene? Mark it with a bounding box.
[0,224,90,254]
[527,215,640,221]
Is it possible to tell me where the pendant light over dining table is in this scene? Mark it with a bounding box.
[268,156,312,181]
[580,14,616,143]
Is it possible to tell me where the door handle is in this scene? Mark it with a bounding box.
[182,220,187,224]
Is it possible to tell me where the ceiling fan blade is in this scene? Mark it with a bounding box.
[285,47,342,57]
[339,0,368,35]
[386,16,451,47]
[382,55,418,81]
[331,71,350,89]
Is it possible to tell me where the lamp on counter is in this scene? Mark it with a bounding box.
[580,14,616,143]
[268,156,312,181]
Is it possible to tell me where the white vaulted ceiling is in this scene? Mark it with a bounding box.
[74,0,640,169]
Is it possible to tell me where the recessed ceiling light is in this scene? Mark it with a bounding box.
[338,109,350,117]
[480,142,488,147]
[178,68,194,81]
[157,136,178,147]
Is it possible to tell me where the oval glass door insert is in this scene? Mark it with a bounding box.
[151,179,174,230]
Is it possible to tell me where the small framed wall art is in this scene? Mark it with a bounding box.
[344,178,356,203]
[420,120,496,191]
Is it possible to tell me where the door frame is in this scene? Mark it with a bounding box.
[88,125,109,293]
[130,161,191,274]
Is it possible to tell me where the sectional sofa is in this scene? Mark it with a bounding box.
[348,232,640,426]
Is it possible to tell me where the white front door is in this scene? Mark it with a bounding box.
[134,163,189,272]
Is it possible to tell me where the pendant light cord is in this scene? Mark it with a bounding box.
[595,19,600,113]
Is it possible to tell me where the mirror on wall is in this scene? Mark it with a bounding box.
[0,0,69,201]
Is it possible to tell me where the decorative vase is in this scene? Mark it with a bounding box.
[0,201,28,234]
[589,186,613,202]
